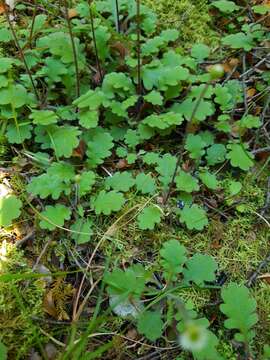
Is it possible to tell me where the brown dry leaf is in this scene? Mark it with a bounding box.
[92,69,105,86]
[229,58,239,67]
[126,328,138,340]
[255,150,270,161]
[0,3,5,14]
[222,59,239,74]
[247,88,256,98]
[68,8,78,19]
[72,139,86,159]
[110,41,128,59]
[258,273,270,284]
[115,159,130,169]
[223,63,232,73]
[231,123,241,137]
[43,290,58,318]
[182,161,191,172]
[185,122,200,134]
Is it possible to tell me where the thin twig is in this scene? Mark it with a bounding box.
[32,238,52,271]
[88,1,103,83]
[246,252,270,287]
[72,232,110,320]
[2,1,40,102]
[73,276,102,322]
[252,146,270,155]
[163,152,182,206]
[136,0,142,95]
[242,54,248,114]
[62,0,80,98]
[28,2,37,49]
[190,84,210,122]
[15,231,35,247]
[239,55,270,79]
[260,176,270,216]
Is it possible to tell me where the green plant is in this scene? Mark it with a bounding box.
[0,195,22,227]
[0,0,269,357]
[220,283,258,344]
[1,0,266,232]
[104,239,262,359]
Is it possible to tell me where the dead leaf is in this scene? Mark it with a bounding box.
[223,58,239,73]
[182,161,191,172]
[43,290,58,318]
[92,68,105,86]
[110,41,128,59]
[255,150,270,161]
[185,122,200,134]
[115,159,130,169]
[68,8,78,19]
[258,273,270,284]
[231,123,241,137]
[229,58,239,67]
[247,88,256,98]
[0,3,5,14]
[254,106,261,115]
[126,328,138,340]
[223,63,232,73]
[72,139,86,159]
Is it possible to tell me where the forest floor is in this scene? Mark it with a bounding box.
[0,0,270,359]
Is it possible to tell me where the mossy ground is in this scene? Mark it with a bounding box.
[143,0,219,49]
[0,242,45,359]
[1,168,269,358]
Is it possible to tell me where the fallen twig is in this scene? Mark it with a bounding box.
[260,176,270,216]
[246,252,270,287]
[15,230,35,247]
[239,55,270,79]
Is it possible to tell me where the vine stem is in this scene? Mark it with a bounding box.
[28,1,37,49]
[2,1,40,103]
[88,0,103,83]
[136,0,142,95]
[163,152,183,206]
[115,0,120,33]
[163,83,210,205]
[62,0,80,98]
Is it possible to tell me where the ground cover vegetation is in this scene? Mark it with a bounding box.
[0,0,269,358]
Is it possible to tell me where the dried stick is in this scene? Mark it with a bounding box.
[260,176,270,216]
[242,54,248,114]
[88,1,103,83]
[246,252,270,287]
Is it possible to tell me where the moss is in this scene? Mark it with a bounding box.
[0,241,45,358]
[143,0,219,49]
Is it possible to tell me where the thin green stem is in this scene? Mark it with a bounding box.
[2,1,40,103]
[62,0,80,98]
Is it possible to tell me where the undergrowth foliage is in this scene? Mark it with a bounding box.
[0,0,269,358]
